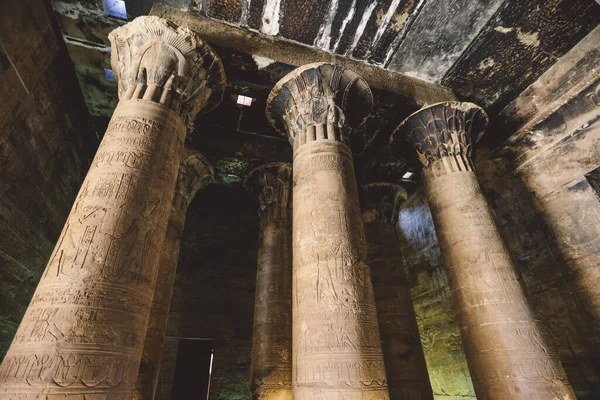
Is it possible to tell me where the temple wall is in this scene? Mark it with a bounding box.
[0,0,96,360]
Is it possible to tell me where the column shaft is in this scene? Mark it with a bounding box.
[364,220,433,400]
[0,99,185,399]
[0,16,224,399]
[393,102,575,399]
[293,137,387,398]
[135,208,185,400]
[135,150,213,400]
[267,63,389,399]
[251,207,293,399]
[425,168,574,399]
[247,163,293,399]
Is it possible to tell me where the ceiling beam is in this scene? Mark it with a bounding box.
[150,4,456,105]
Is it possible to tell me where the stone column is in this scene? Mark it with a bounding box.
[135,149,214,400]
[361,183,433,400]
[245,163,293,400]
[392,102,575,400]
[0,16,225,399]
[266,63,390,399]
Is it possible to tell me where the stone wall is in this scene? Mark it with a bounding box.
[0,0,96,360]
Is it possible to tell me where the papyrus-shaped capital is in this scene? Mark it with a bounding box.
[266,63,373,147]
[109,16,226,126]
[393,102,488,171]
[245,163,292,212]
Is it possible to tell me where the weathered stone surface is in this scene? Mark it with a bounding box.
[245,163,293,400]
[496,25,600,146]
[135,149,214,400]
[109,16,226,126]
[0,0,60,93]
[267,63,389,399]
[0,0,97,362]
[393,102,575,399]
[442,0,600,116]
[361,183,434,400]
[388,0,505,84]
[150,5,457,106]
[0,16,223,398]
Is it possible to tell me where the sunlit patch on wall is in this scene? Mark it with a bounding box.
[104,0,127,19]
[104,68,116,82]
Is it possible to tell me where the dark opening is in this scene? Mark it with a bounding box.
[170,339,213,399]
[585,167,600,201]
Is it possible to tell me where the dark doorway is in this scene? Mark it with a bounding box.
[170,339,213,399]
[586,167,600,200]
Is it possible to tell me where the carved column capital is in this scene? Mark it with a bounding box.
[173,148,214,210]
[361,182,407,225]
[245,163,292,212]
[392,101,488,172]
[266,62,373,149]
[108,16,226,126]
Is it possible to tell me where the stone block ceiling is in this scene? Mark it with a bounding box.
[53,0,600,110]
[50,0,600,182]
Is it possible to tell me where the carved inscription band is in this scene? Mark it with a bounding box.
[0,15,224,399]
[0,101,186,399]
[393,102,575,400]
[267,62,389,399]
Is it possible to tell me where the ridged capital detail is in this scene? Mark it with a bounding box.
[393,102,488,172]
[173,148,214,210]
[266,63,373,146]
[245,163,292,212]
[109,16,226,127]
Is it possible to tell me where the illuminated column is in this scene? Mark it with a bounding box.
[392,102,575,399]
[246,163,293,400]
[266,63,389,399]
[0,16,225,399]
[362,183,433,400]
[135,149,214,400]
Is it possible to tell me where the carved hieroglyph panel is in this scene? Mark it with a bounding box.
[425,169,575,400]
[0,100,185,399]
[292,141,389,399]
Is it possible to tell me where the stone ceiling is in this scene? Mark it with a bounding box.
[50,0,600,183]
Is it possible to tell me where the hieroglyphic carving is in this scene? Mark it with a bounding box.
[361,182,434,400]
[245,163,293,400]
[0,98,186,398]
[267,63,389,399]
[0,15,226,396]
[134,149,213,400]
[108,16,226,127]
[393,102,575,400]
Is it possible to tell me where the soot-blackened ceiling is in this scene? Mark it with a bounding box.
[50,0,600,183]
